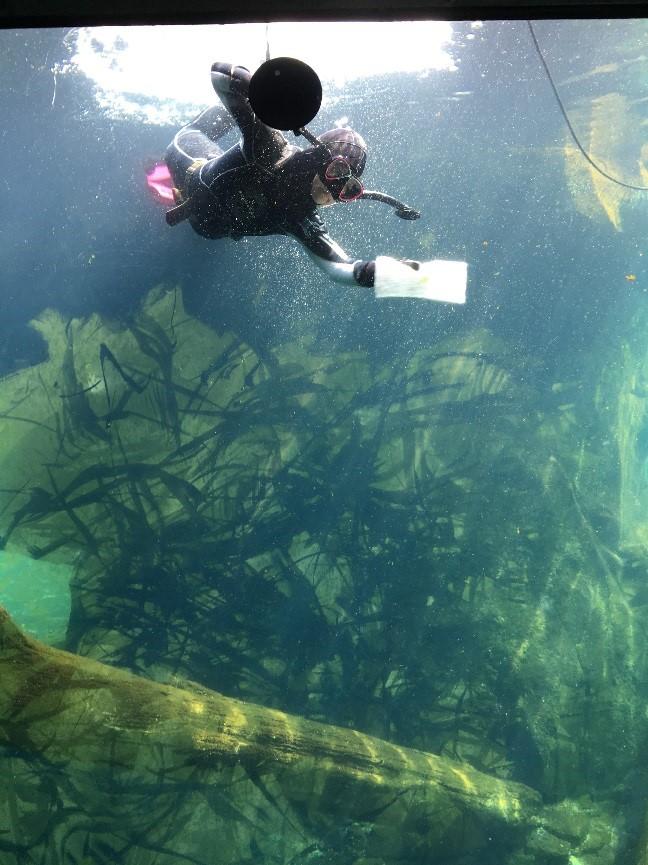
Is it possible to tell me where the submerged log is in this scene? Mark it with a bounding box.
[0,604,542,859]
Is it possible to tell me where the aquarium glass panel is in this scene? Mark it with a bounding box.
[1,19,647,865]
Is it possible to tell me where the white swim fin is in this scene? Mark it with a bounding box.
[374,256,468,303]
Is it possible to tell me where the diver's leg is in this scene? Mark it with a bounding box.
[187,104,235,143]
[210,62,289,167]
[164,101,235,188]
[164,127,223,188]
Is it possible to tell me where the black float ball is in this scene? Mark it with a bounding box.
[248,57,322,131]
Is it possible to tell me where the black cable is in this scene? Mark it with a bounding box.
[527,19,648,192]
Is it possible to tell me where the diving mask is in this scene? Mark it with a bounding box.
[323,157,364,202]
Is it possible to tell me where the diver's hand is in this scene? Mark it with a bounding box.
[354,258,422,288]
[395,205,420,220]
[211,63,251,97]
[353,260,376,287]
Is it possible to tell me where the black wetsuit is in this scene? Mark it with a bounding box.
[165,63,374,286]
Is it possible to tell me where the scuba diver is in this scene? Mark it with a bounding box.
[162,62,425,291]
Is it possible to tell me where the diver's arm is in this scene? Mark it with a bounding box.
[210,63,254,135]
[210,62,288,166]
[290,215,375,287]
[303,249,374,286]
[303,246,423,289]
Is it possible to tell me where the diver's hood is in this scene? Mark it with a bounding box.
[297,125,420,220]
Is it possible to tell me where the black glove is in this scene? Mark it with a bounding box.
[353,260,376,287]
[395,205,420,220]
[211,63,251,97]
